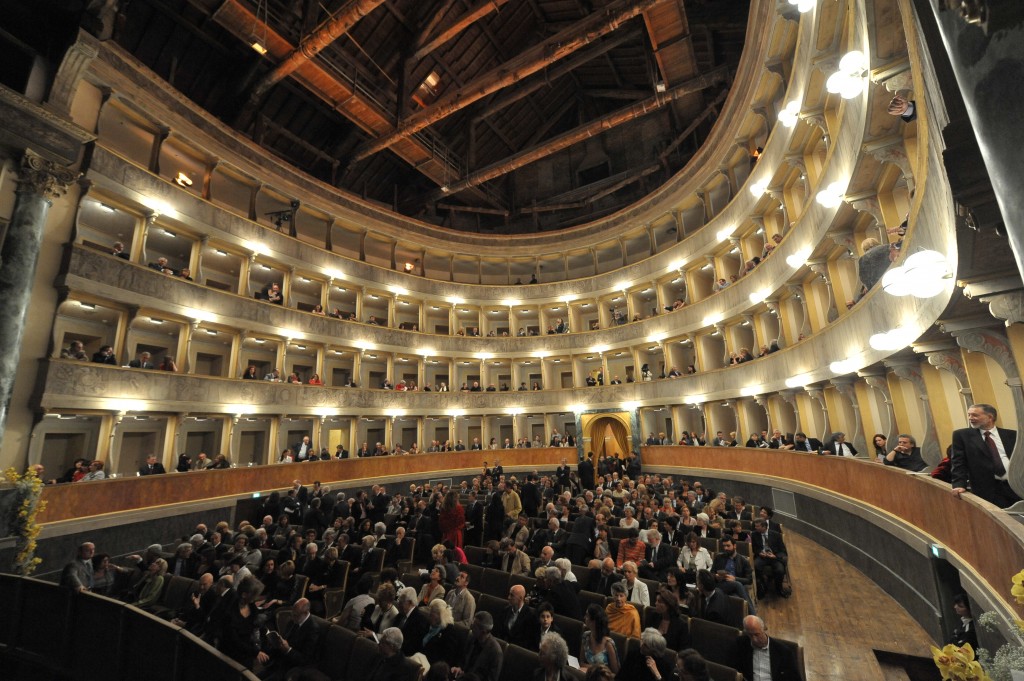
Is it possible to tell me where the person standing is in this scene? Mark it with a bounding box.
[952,403,1021,508]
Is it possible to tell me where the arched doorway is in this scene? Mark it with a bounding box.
[585,413,632,459]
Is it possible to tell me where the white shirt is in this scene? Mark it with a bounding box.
[981,428,1010,480]
[835,442,853,457]
[752,640,772,681]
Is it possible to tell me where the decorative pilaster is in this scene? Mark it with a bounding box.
[860,369,898,446]
[924,348,973,413]
[831,377,866,454]
[805,387,831,445]
[884,358,942,463]
[808,260,839,322]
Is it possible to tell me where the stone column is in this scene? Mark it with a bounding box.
[0,151,75,443]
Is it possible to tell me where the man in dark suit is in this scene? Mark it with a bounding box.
[637,529,674,581]
[952,403,1022,508]
[138,454,166,476]
[735,615,801,680]
[453,612,503,681]
[521,475,541,517]
[578,453,595,490]
[555,458,572,492]
[256,597,323,681]
[695,570,729,624]
[752,519,789,598]
[494,584,537,648]
[291,435,314,462]
[588,557,619,597]
[826,432,858,457]
[789,431,822,453]
[538,566,582,620]
[394,587,430,655]
[565,508,595,567]
[128,351,154,369]
[712,536,756,614]
[465,491,484,546]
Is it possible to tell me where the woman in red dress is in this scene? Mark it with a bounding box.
[439,490,466,548]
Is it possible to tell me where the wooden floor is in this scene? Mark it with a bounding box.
[757,530,936,681]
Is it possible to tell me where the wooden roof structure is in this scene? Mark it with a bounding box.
[55,0,751,232]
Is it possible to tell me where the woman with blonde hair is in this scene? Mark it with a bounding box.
[131,557,167,611]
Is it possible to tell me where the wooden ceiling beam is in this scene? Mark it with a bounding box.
[470,28,642,123]
[412,0,510,62]
[246,0,387,106]
[350,0,666,164]
[430,68,726,200]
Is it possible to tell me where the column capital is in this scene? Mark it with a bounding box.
[17,150,77,201]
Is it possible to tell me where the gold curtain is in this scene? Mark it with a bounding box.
[590,416,630,458]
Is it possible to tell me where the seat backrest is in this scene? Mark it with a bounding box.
[161,575,197,609]
[552,613,584,658]
[463,546,488,565]
[325,587,347,621]
[461,563,485,587]
[723,596,748,630]
[477,593,507,622]
[345,634,383,681]
[576,590,608,615]
[276,607,295,634]
[294,574,310,599]
[689,618,740,667]
[774,637,805,681]
[706,660,743,681]
[698,537,718,554]
[499,645,538,681]
[734,541,753,560]
[480,568,510,597]
[510,574,535,592]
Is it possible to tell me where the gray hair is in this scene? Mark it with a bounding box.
[641,628,668,656]
[379,627,404,650]
[646,529,661,542]
[554,558,572,576]
[473,610,494,631]
[397,586,418,606]
[374,522,387,535]
[610,581,627,595]
[897,433,917,446]
[539,632,570,667]
[543,566,562,583]
[428,598,454,627]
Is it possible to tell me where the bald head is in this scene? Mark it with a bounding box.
[294,597,311,617]
[509,584,526,608]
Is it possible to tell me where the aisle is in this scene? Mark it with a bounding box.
[757,531,937,681]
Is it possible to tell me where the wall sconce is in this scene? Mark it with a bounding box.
[174,172,193,187]
[404,262,414,273]
[827,51,869,99]
[882,249,951,298]
[787,0,816,12]
[815,180,846,208]
[778,101,801,127]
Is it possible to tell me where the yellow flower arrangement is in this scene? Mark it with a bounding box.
[931,643,992,681]
[3,466,46,576]
[1011,570,1024,605]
